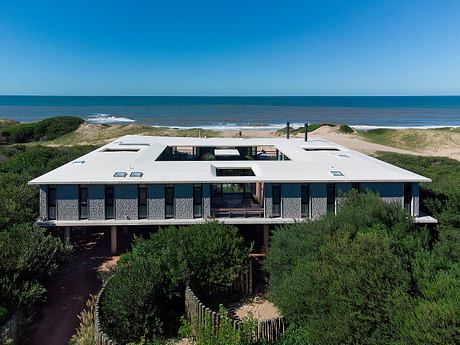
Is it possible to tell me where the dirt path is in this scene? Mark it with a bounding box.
[24,230,115,345]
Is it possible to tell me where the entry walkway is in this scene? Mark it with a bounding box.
[24,230,116,345]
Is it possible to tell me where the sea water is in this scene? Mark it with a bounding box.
[1,96,459,129]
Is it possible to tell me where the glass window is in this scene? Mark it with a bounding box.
[404,183,412,215]
[79,186,88,219]
[165,185,174,218]
[48,186,56,220]
[352,182,360,192]
[327,183,335,214]
[272,184,281,217]
[193,184,203,218]
[301,184,310,218]
[138,185,147,219]
[105,185,114,219]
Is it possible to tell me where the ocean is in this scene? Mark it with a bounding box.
[1,96,460,130]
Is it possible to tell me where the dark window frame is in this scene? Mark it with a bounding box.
[193,184,203,218]
[138,185,148,219]
[326,183,336,214]
[105,185,114,219]
[272,184,281,217]
[165,185,175,219]
[301,184,310,218]
[404,182,412,215]
[79,185,88,219]
[48,185,56,220]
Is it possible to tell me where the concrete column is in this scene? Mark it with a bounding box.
[111,225,117,254]
[263,225,270,254]
[64,227,71,244]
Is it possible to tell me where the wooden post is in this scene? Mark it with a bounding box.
[110,225,117,254]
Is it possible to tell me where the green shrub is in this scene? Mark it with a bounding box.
[0,116,84,143]
[0,224,70,326]
[338,125,354,133]
[100,221,249,343]
[100,258,185,343]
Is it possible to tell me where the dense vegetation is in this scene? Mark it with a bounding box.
[99,222,250,344]
[0,116,84,144]
[0,144,94,332]
[266,152,460,345]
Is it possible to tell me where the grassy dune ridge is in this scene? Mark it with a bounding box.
[0,117,459,160]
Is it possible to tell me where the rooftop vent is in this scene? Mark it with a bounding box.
[330,170,344,177]
[338,154,350,158]
[113,172,128,177]
[129,172,143,177]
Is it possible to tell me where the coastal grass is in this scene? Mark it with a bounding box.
[0,116,84,144]
[40,123,223,146]
[358,127,460,152]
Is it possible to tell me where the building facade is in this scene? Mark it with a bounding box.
[30,135,433,253]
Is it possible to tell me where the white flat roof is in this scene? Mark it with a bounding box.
[29,135,431,185]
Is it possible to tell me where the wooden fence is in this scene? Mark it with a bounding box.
[233,258,253,295]
[185,284,286,343]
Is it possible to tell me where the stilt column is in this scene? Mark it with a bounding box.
[111,225,117,254]
[64,226,71,244]
[263,225,270,254]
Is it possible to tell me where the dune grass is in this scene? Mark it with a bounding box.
[358,127,460,151]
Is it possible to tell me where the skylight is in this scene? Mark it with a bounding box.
[216,168,255,177]
[330,170,344,177]
[72,160,85,164]
[304,148,340,152]
[113,172,127,177]
[103,148,140,152]
[130,172,143,177]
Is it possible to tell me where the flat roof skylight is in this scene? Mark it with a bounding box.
[113,172,127,177]
[103,148,140,152]
[304,148,340,152]
[129,172,143,177]
[216,168,255,177]
[72,160,85,164]
[119,143,150,146]
[330,170,344,177]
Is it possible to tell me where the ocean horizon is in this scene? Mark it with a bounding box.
[1,95,460,130]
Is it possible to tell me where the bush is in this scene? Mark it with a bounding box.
[0,224,70,325]
[266,189,460,344]
[265,193,428,344]
[0,116,84,143]
[338,124,354,133]
[100,221,250,343]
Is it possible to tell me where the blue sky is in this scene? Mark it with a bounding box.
[0,0,459,95]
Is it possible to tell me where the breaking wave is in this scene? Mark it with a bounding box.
[86,114,136,124]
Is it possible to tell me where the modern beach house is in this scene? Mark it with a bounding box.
[29,134,435,254]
